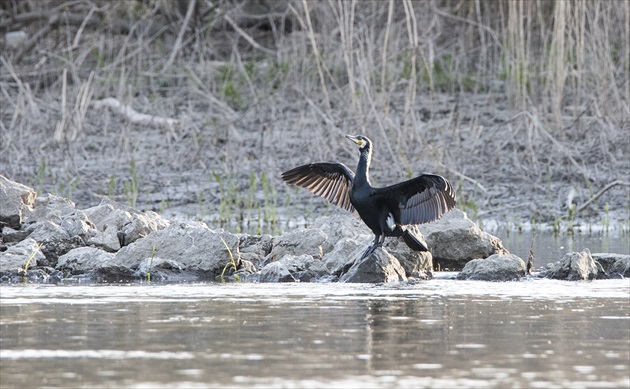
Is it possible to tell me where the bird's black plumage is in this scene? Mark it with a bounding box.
[282,135,456,259]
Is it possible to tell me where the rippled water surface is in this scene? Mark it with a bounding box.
[1,279,629,389]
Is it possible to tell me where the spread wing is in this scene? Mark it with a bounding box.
[380,174,456,225]
[281,163,355,212]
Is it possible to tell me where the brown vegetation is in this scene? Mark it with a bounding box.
[1,0,628,230]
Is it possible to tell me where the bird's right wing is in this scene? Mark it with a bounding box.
[281,163,355,212]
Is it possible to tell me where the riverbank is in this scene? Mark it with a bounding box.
[2,1,628,237]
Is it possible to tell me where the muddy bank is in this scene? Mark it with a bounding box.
[2,175,628,284]
[1,2,628,237]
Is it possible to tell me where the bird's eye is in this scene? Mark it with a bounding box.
[358,140,363,146]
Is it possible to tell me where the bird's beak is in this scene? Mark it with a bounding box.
[346,134,361,145]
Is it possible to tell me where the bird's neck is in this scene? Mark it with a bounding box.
[355,149,372,186]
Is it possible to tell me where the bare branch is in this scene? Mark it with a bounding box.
[576,180,630,214]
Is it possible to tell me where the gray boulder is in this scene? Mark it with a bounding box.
[136,257,187,281]
[322,237,364,276]
[418,210,508,270]
[58,210,96,240]
[5,31,28,49]
[279,254,329,281]
[111,221,240,279]
[310,214,371,252]
[23,220,84,267]
[541,249,602,280]
[231,259,258,281]
[259,254,330,282]
[237,233,273,265]
[1,225,31,243]
[13,195,97,266]
[56,247,115,275]
[384,237,433,279]
[0,175,36,229]
[457,253,526,281]
[265,227,328,262]
[92,265,136,283]
[84,198,170,250]
[259,261,297,282]
[22,194,97,244]
[591,253,630,279]
[23,194,78,224]
[310,214,434,279]
[0,238,44,274]
[340,247,407,283]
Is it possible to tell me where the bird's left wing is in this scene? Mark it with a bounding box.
[281,163,355,212]
[383,174,456,225]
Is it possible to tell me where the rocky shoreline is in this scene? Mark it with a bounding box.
[1,175,628,284]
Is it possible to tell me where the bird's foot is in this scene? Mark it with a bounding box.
[359,243,382,260]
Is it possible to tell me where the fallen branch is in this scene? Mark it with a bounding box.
[576,180,629,214]
[92,98,178,128]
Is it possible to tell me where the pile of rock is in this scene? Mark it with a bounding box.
[1,175,627,284]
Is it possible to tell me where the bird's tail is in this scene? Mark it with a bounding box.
[402,228,429,252]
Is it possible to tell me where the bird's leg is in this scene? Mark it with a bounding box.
[360,235,382,260]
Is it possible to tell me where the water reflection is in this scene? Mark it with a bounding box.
[491,228,630,268]
[1,282,628,388]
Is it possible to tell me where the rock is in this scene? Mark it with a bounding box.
[310,214,371,252]
[259,261,297,282]
[340,247,407,283]
[56,247,115,275]
[1,226,31,243]
[92,265,136,283]
[23,194,78,224]
[265,227,328,262]
[111,221,240,279]
[417,209,508,270]
[136,257,187,281]
[5,31,28,49]
[322,237,364,276]
[0,175,36,229]
[231,259,258,281]
[259,254,329,282]
[541,249,602,280]
[23,220,84,267]
[23,268,52,283]
[279,254,329,281]
[11,194,99,266]
[385,237,433,279]
[457,253,526,281]
[591,253,630,279]
[237,233,272,265]
[59,210,96,239]
[83,198,170,250]
[0,238,44,274]
[86,224,122,252]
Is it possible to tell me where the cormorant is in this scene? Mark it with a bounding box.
[281,135,457,259]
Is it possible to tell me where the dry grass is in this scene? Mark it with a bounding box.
[1,0,628,227]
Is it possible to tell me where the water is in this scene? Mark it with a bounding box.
[489,228,629,269]
[1,280,629,389]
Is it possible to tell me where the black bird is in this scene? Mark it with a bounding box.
[281,135,457,259]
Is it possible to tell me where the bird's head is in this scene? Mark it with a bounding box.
[346,134,372,153]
